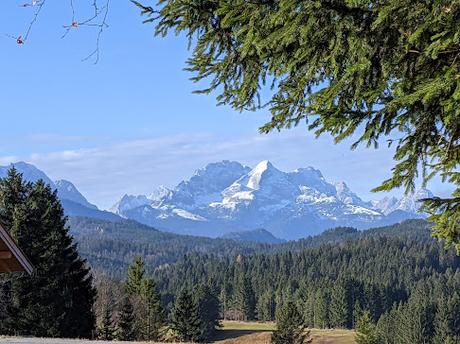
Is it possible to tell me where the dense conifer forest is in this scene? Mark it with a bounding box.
[148,220,460,343]
[72,216,460,342]
[70,216,436,276]
[69,217,266,276]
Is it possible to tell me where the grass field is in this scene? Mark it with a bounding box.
[0,322,356,344]
[214,321,356,344]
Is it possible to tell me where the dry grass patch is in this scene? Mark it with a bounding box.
[310,329,356,344]
[215,321,355,344]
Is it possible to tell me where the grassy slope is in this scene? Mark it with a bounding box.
[214,321,356,344]
[2,324,355,344]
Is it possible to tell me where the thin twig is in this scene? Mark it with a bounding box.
[61,0,76,39]
[81,0,110,64]
[24,0,46,41]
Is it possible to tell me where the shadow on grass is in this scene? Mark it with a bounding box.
[212,329,271,341]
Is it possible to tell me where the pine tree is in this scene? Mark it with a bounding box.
[355,311,378,344]
[171,288,202,342]
[0,172,96,338]
[99,306,115,340]
[141,277,164,341]
[195,283,220,341]
[314,289,329,329]
[330,281,350,328]
[234,274,255,320]
[271,300,311,344]
[125,256,146,296]
[125,257,164,341]
[256,290,276,321]
[116,296,136,341]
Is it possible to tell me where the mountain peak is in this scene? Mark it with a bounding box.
[246,160,281,190]
[10,161,34,168]
[0,161,54,186]
[398,188,434,213]
[55,180,98,210]
[253,160,276,171]
[196,160,248,175]
[0,162,109,218]
[110,194,151,214]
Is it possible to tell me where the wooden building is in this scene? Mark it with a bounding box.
[0,224,33,274]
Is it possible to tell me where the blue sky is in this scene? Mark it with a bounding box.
[0,1,452,209]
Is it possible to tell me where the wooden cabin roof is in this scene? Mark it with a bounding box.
[0,224,33,274]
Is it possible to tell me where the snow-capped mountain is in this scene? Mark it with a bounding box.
[111,160,431,239]
[372,189,433,215]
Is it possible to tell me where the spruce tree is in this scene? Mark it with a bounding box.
[355,311,378,344]
[116,296,136,341]
[125,257,164,341]
[302,291,315,328]
[330,281,350,328]
[0,171,96,338]
[376,310,397,344]
[395,288,436,344]
[171,288,202,342]
[271,300,311,344]
[125,256,146,296]
[99,305,115,340]
[314,289,329,329]
[256,290,276,321]
[234,274,255,320]
[195,283,220,341]
[434,293,460,344]
[141,277,164,341]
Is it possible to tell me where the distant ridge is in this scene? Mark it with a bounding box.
[221,228,285,244]
[0,162,121,222]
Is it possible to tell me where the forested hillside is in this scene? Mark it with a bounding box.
[70,217,434,277]
[150,220,459,342]
[78,217,460,342]
[69,217,266,276]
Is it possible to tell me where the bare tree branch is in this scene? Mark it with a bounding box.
[5,0,111,63]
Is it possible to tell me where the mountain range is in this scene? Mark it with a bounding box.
[0,161,432,239]
[109,160,432,239]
